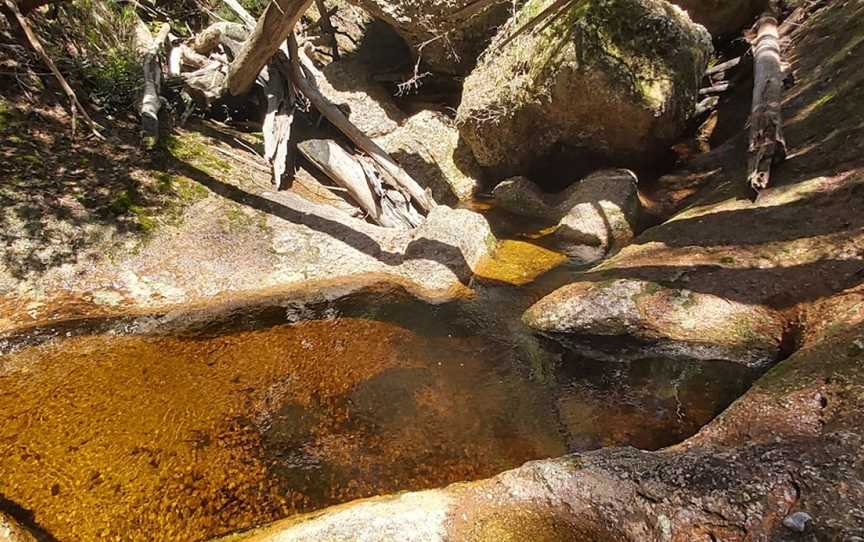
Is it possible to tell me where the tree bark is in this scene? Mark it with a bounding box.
[226,0,313,96]
[747,2,786,193]
[287,35,436,213]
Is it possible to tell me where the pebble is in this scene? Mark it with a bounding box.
[782,511,813,532]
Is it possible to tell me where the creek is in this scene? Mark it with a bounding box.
[0,205,756,542]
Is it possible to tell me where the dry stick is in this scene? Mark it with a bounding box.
[226,0,313,96]
[287,35,436,213]
[747,3,786,193]
[314,0,340,60]
[705,56,741,76]
[2,0,103,138]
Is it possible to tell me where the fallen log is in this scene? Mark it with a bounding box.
[262,63,296,189]
[299,139,422,228]
[298,139,382,223]
[287,35,436,213]
[747,2,786,193]
[1,0,103,138]
[136,20,171,149]
[226,0,313,96]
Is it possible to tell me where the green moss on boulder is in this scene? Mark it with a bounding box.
[456,0,712,176]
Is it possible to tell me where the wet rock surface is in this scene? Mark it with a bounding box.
[211,0,864,539]
[493,170,641,263]
[456,0,712,176]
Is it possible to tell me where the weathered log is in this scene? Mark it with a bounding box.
[136,21,170,149]
[1,0,102,138]
[705,56,741,76]
[747,2,786,193]
[299,139,422,228]
[262,63,296,189]
[226,0,313,96]
[287,35,436,213]
[699,82,731,95]
[298,139,383,223]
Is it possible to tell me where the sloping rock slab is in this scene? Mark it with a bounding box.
[524,278,785,367]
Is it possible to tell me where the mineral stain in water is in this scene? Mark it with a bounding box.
[0,299,752,541]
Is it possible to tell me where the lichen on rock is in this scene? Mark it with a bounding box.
[523,278,785,367]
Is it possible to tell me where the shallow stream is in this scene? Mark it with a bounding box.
[0,206,757,542]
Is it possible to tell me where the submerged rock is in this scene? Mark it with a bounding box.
[376,110,483,204]
[346,0,523,75]
[524,278,785,367]
[493,170,641,263]
[456,0,712,176]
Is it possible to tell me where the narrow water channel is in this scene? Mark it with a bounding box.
[0,206,756,542]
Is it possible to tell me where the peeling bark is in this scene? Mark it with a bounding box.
[747,3,786,193]
[226,0,313,96]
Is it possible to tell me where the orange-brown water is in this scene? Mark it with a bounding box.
[0,293,753,542]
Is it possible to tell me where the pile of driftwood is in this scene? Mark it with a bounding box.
[2,0,789,223]
[132,0,434,228]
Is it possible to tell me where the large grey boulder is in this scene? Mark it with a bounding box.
[524,278,785,367]
[456,0,713,176]
[347,0,522,75]
[493,170,641,263]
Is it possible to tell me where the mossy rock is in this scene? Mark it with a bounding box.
[456,0,712,176]
[524,278,785,367]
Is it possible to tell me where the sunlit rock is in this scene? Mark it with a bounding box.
[524,278,785,367]
[457,0,712,176]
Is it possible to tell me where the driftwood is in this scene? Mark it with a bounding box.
[262,62,296,189]
[222,0,297,188]
[299,139,381,222]
[287,35,436,213]
[747,2,786,192]
[226,0,313,96]
[299,139,422,228]
[1,0,102,138]
[699,82,731,95]
[136,21,170,148]
[706,56,741,76]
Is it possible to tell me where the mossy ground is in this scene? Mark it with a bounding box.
[0,97,273,287]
